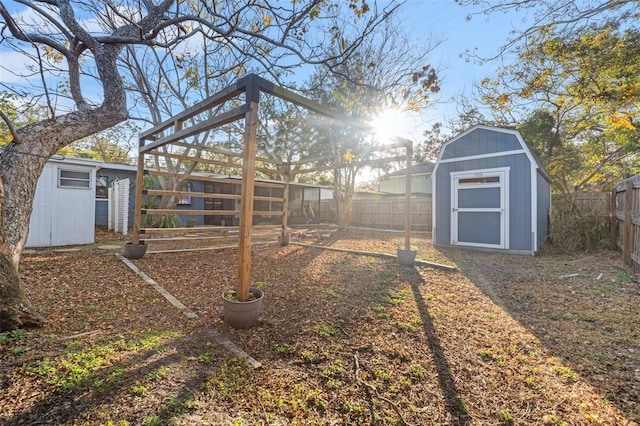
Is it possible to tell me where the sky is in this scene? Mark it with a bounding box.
[0,0,529,143]
[377,0,532,141]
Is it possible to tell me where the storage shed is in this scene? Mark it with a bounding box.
[26,157,99,247]
[432,125,551,255]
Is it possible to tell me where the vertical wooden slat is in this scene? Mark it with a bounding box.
[623,179,633,266]
[133,146,145,245]
[236,101,258,302]
[610,187,618,250]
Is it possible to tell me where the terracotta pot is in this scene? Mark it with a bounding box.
[222,287,264,329]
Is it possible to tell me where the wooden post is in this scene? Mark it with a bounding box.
[236,101,258,302]
[623,179,633,266]
[404,142,413,251]
[133,140,145,245]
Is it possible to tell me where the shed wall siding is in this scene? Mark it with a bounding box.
[27,162,96,247]
[435,146,532,250]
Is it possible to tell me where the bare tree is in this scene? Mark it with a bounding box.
[0,0,400,331]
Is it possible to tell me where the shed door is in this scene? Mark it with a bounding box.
[451,169,508,249]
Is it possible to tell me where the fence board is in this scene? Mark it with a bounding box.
[350,196,432,231]
[614,175,640,269]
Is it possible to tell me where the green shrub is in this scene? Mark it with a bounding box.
[550,213,611,251]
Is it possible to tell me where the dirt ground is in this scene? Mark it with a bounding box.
[1,228,639,425]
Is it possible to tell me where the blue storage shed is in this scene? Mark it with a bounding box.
[432,125,551,255]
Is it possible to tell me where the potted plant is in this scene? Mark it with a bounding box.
[222,282,265,329]
[397,245,417,266]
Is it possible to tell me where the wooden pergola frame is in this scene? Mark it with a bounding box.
[133,74,413,302]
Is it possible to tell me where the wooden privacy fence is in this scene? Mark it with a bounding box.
[614,175,640,268]
[350,196,432,231]
[579,192,612,216]
[557,191,612,217]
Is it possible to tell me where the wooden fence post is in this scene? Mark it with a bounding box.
[623,179,633,266]
[610,186,618,250]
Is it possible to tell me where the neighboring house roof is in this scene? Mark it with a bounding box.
[381,162,435,179]
[98,162,138,172]
[49,156,104,168]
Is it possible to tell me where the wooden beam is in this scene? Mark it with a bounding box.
[290,155,406,176]
[141,83,244,139]
[147,169,284,189]
[237,101,259,302]
[144,189,282,203]
[253,211,284,216]
[148,150,242,169]
[141,224,279,235]
[140,106,249,153]
[170,141,282,166]
[170,141,243,158]
[141,231,279,245]
[146,150,276,175]
[143,209,241,216]
[144,189,241,200]
[257,75,371,129]
[623,179,634,266]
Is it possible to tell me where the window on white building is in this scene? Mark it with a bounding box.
[58,169,91,189]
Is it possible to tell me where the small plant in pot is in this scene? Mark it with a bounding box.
[222,282,265,329]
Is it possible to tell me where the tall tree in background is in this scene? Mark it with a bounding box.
[0,0,399,331]
[455,1,640,193]
[477,21,640,192]
[64,122,139,163]
[306,18,440,227]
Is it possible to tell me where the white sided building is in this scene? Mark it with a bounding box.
[26,157,101,248]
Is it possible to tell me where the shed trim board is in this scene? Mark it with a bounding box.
[450,167,509,249]
[432,125,551,255]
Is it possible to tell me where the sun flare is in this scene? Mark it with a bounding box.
[370,109,405,142]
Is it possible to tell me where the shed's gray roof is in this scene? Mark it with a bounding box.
[382,162,434,178]
[437,125,551,183]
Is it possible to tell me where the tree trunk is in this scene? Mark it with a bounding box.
[0,108,127,332]
[0,253,44,331]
